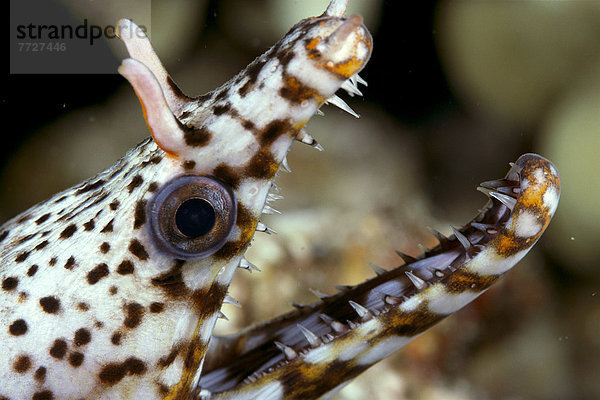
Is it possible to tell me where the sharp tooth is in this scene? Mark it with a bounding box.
[262,205,281,215]
[239,258,261,272]
[367,262,387,276]
[451,227,472,251]
[335,285,353,292]
[297,324,321,347]
[325,95,359,118]
[291,302,305,310]
[223,295,241,308]
[295,129,324,151]
[217,311,228,320]
[256,222,277,234]
[280,156,292,173]
[315,108,325,116]
[267,193,284,202]
[489,191,517,211]
[274,341,298,361]
[320,314,349,334]
[395,250,417,265]
[471,222,499,235]
[384,295,403,305]
[309,288,330,300]
[405,271,426,290]
[507,161,522,180]
[348,301,372,321]
[341,79,363,97]
[427,227,452,250]
[356,74,368,86]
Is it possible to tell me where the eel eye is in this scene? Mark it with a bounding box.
[148,175,236,259]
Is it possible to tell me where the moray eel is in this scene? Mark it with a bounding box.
[0,1,559,399]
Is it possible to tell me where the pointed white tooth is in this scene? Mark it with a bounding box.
[267,193,284,202]
[223,294,241,308]
[489,191,517,211]
[325,95,359,118]
[297,324,320,347]
[262,205,281,215]
[280,156,292,173]
[239,258,261,272]
[356,74,368,86]
[217,311,228,320]
[405,271,426,290]
[348,301,372,320]
[274,341,298,361]
[417,243,429,254]
[295,129,324,151]
[341,79,363,97]
[256,222,277,234]
[384,295,403,305]
[309,288,329,300]
[451,227,472,251]
[367,262,387,276]
[316,108,325,116]
[320,314,349,334]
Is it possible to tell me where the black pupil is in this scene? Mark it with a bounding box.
[175,198,216,238]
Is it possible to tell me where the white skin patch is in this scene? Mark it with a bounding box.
[355,335,411,366]
[426,285,483,315]
[543,186,560,214]
[238,381,284,400]
[513,210,543,238]
[467,247,529,276]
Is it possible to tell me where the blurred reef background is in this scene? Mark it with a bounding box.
[3,1,600,399]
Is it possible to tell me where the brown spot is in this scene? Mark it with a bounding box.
[83,219,95,231]
[183,160,196,170]
[259,119,292,146]
[2,276,18,291]
[54,195,68,204]
[213,163,241,189]
[87,263,109,285]
[16,214,32,224]
[15,251,31,263]
[212,103,231,115]
[100,219,114,233]
[151,269,187,299]
[94,320,104,329]
[133,200,147,229]
[17,233,36,244]
[76,179,105,195]
[64,256,77,270]
[35,213,51,225]
[74,328,91,346]
[77,302,89,311]
[49,257,57,266]
[0,230,8,242]
[59,224,77,239]
[98,357,147,385]
[109,286,118,295]
[9,319,27,335]
[13,354,31,373]
[127,175,144,193]
[34,366,47,383]
[27,264,39,277]
[109,200,120,211]
[18,291,28,302]
[244,150,278,180]
[158,346,179,367]
[123,302,144,329]
[149,302,165,313]
[111,332,122,345]
[32,391,54,400]
[277,49,296,67]
[238,59,266,97]
[49,339,68,359]
[69,351,85,367]
[148,182,159,192]
[116,260,134,275]
[183,126,212,147]
[34,240,49,251]
[128,239,149,261]
[214,204,255,260]
[279,74,318,104]
[39,296,61,314]
[99,242,111,254]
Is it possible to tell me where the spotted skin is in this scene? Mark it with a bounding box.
[0,2,371,399]
[0,1,560,400]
